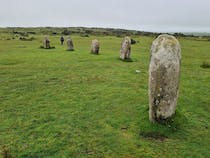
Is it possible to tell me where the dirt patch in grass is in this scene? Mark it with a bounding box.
[1,147,13,158]
[44,77,59,82]
[140,131,168,142]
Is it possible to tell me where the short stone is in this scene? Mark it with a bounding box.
[91,39,100,54]
[66,36,74,51]
[120,36,131,60]
[43,36,50,49]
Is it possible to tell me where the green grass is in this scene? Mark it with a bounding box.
[0,34,210,158]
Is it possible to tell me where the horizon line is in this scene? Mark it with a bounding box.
[0,25,210,34]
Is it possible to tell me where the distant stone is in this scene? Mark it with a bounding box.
[43,36,50,49]
[60,36,64,45]
[91,39,100,54]
[66,36,74,51]
[120,37,131,60]
[149,34,181,123]
[131,38,136,45]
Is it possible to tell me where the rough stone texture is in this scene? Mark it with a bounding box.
[149,34,181,123]
[120,37,131,60]
[91,39,100,54]
[43,36,50,49]
[66,36,74,51]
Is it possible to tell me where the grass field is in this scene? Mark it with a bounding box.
[0,34,210,158]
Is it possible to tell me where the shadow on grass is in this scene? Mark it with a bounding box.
[118,58,137,62]
[90,52,100,55]
[39,46,56,49]
[139,110,188,141]
[201,61,210,68]
[66,49,74,52]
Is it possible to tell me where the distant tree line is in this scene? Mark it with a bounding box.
[0,27,209,38]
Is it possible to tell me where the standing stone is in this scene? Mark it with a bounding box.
[43,36,50,49]
[91,39,100,54]
[120,37,131,60]
[60,36,64,45]
[149,34,181,123]
[66,36,74,51]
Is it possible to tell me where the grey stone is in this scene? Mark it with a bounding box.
[91,39,100,54]
[66,36,74,51]
[149,34,181,123]
[43,36,50,49]
[120,37,131,60]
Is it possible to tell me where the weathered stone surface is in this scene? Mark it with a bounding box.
[120,37,131,60]
[43,36,50,49]
[66,36,74,51]
[149,34,181,123]
[91,39,100,54]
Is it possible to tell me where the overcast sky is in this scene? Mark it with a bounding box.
[0,0,210,32]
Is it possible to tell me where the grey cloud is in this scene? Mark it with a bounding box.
[0,0,210,32]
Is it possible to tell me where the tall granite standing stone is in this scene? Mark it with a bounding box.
[91,39,100,54]
[43,36,50,49]
[120,37,131,60]
[66,36,74,51]
[149,34,181,123]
